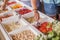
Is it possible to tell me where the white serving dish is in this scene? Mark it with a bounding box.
[0,11,18,22]
[0,11,17,16]
[7,0,32,11]
[22,12,35,24]
[1,15,29,33]
[9,24,47,40]
[38,11,54,23]
[15,7,32,16]
[1,15,19,23]
[22,11,54,24]
[8,1,24,11]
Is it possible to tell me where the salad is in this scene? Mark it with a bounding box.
[34,34,46,40]
[47,21,60,40]
[36,22,52,34]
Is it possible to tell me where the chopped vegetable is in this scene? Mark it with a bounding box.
[52,21,60,34]
[48,31,54,38]
[11,4,23,9]
[47,30,60,40]
[37,22,52,34]
[34,34,46,40]
[16,8,32,15]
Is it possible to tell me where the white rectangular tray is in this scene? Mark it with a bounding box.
[0,11,18,23]
[1,15,29,33]
[9,24,46,40]
[0,11,17,16]
[8,0,25,10]
[22,11,54,24]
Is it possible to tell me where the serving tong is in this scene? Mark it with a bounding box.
[33,20,41,27]
[15,12,21,23]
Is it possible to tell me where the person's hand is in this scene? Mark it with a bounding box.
[1,0,8,10]
[33,10,40,21]
[1,4,6,10]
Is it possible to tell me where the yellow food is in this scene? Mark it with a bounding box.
[12,30,35,40]
[25,17,35,23]
[11,4,22,9]
[2,22,20,32]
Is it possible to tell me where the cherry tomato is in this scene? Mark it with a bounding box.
[48,27,52,32]
[37,22,52,34]
[39,27,47,33]
[17,8,32,15]
[40,22,48,27]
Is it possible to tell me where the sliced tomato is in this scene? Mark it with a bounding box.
[40,22,48,27]
[39,26,47,33]
[40,28,47,33]
[17,9,31,15]
[48,27,52,32]
[37,22,52,34]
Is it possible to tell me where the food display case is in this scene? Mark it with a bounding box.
[0,0,58,40]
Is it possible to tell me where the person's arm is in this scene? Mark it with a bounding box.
[31,0,40,21]
[31,0,37,10]
[1,0,8,10]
